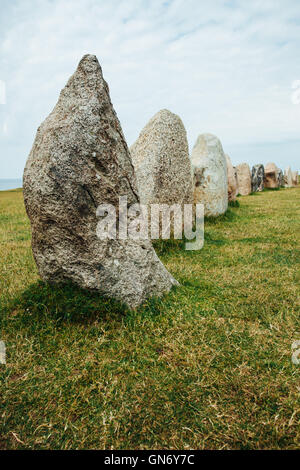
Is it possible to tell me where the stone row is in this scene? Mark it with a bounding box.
[23,55,299,308]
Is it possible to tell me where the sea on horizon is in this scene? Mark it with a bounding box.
[0,179,23,191]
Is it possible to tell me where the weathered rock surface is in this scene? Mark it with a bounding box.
[284,166,293,187]
[233,166,239,196]
[130,109,193,207]
[251,164,264,192]
[226,154,238,201]
[23,54,178,309]
[264,162,279,189]
[276,168,284,187]
[292,170,299,186]
[191,134,228,217]
[236,163,251,196]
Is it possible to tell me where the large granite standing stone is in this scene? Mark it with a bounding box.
[264,163,279,189]
[226,154,238,201]
[251,164,264,192]
[23,55,178,309]
[292,171,299,186]
[191,134,228,217]
[236,163,251,196]
[130,109,193,207]
[276,168,284,187]
[284,166,293,187]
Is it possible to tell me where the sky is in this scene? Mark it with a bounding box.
[0,0,300,178]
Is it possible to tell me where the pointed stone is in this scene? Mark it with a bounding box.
[236,163,251,196]
[23,55,178,308]
[251,164,264,192]
[276,168,284,187]
[292,170,299,186]
[284,166,293,187]
[233,166,239,196]
[225,154,238,201]
[191,134,228,217]
[130,109,193,207]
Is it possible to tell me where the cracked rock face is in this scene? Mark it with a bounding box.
[284,166,293,187]
[236,163,252,196]
[264,162,279,189]
[130,109,193,207]
[251,164,264,192]
[225,154,238,201]
[23,54,178,308]
[191,134,228,217]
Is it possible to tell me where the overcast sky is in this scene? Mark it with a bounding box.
[0,0,300,178]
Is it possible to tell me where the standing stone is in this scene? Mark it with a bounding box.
[284,166,293,187]
[233,166,239,196]
[251,164,264,192]
[191,134,228,217]
[292,171,299,186]
[23,55,178,309]
[236,163,251,196]
[276,168,284,187]
[130,109,193,207]
[226,154,238,201]
[264,163,279,189]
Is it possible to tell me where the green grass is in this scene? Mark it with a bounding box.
[0,187,299,450]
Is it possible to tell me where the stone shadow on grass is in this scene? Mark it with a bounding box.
[204,231,227,246]
[13,280,130,325]
[152,238,186,256]
[205,207,239,225]
[11,279,182,327]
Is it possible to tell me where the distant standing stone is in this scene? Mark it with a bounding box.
[226,154,238,201]
[191,134,228,217]
[130,109,193,207]
[23,55,178,309]
[233,166,239,196]
[236,163,251,196]
[264,163,279,189]
[276,168,284,187]
[251,164,264,192]
[284,166,293,187]
[292,170,299,186]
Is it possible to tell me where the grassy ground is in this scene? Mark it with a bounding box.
[0,187,299,450]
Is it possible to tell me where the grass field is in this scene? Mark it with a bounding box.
[0,187,299,450]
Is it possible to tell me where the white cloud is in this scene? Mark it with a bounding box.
[0,0,300,177]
